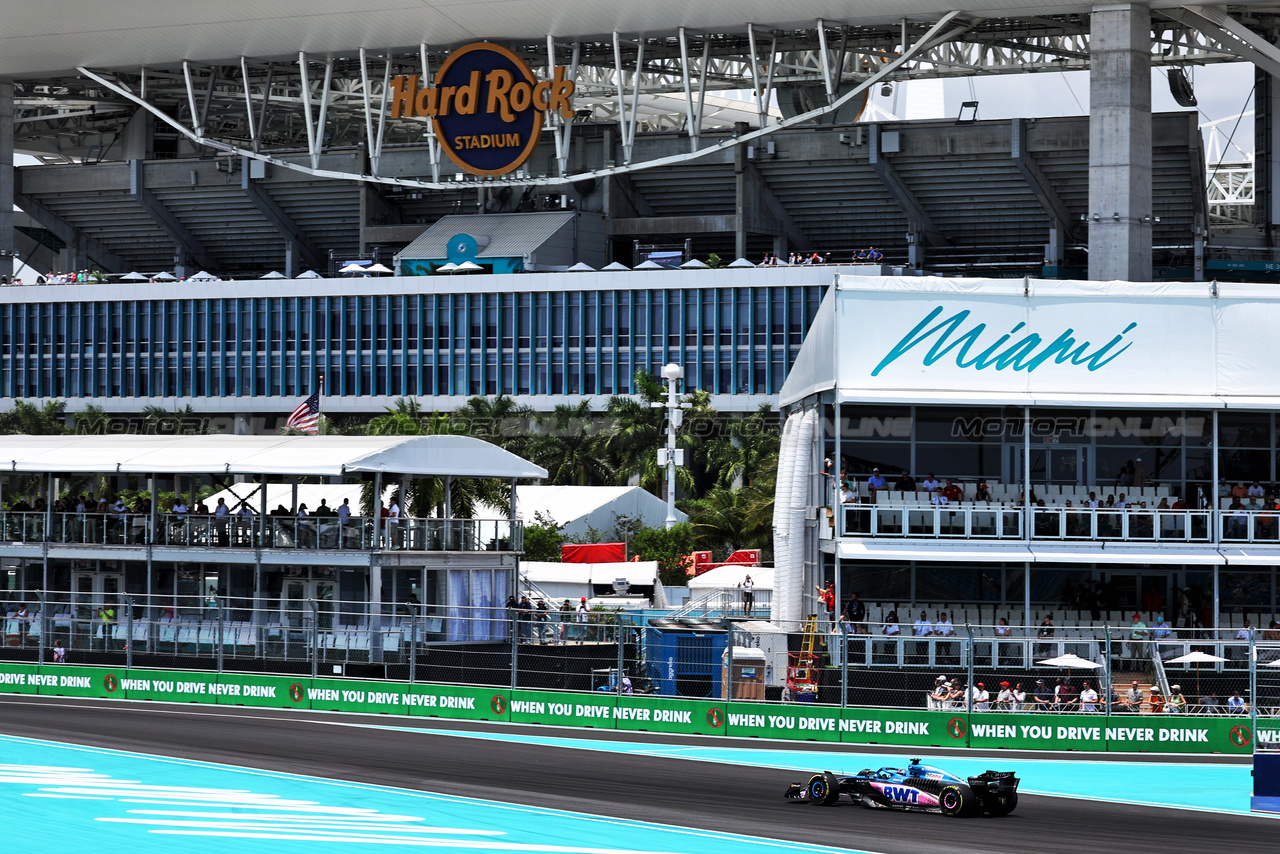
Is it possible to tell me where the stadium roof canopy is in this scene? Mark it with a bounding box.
[1,0,1269,75]
[0,434,547,479]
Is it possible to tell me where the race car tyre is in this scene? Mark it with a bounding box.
[939,785,966,817]
[985,793,1018,817]
[806,772,841,806]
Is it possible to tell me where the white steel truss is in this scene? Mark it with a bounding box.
[5,11,1272,181]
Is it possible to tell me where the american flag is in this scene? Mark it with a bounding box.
[285,390,320,434]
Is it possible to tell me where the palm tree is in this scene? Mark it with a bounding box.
[0,400,69,435]
[451,394,533,458]
[703,404,780,489]
[366,397,425,436]
[71,405,110,435]
[530,400,614,486]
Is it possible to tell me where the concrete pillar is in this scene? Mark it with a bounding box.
[1088,4,1153,282]
[1255,66,1280,248]
[284,241,296,279]
[1045,223,1065,268]
[734,141,747,261]
[0,79,13,269]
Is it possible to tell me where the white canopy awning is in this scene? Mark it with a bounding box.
[0,434,546,479]
[836,540,1228,565]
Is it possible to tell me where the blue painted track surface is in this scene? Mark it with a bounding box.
[0,734,869,854]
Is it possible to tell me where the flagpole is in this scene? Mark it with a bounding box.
[318,374,326,436]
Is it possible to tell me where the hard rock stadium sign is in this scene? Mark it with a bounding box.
[388,43,576,177]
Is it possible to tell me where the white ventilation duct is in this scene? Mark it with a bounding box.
[772,412,801,627]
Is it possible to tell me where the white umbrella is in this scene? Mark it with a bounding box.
[295,269,322,279]
[454,261,483,273]
[339,262,368,274]
[119,271,148,281]
[680,258,708,269]
[634,260,664,270]
[366,263,393,274]
[1167,649,1229,695]
[151,271,178,281]
[601,261,629,271]
[189,271,218,281]
[1036,653,1104,670]
[728,257,756,268]
[435,262,458,274]
[567,262,596,272]
[259,270,286,279]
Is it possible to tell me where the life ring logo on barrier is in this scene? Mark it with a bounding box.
[706,708,724,728]
[289,683,304,703]
[103,674,117,693]
[1230,724,1252,747]
[947,717,967,739]
[490,695,507,715]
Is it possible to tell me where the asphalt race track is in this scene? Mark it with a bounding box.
[0,694,1272,854]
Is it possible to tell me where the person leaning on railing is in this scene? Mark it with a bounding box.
[1167,685,1188,714]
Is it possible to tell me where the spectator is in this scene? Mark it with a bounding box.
[575,596,590,643]
[1033,679,1053,711]
[1127,613,1149,668]
[1200,692,1218,714]
[928,675,949,711]
[974,481,992,502]
[1227,690,1247,714]
[1148,686,1165,714]
[941,480,963,503]
[558,598,572,644]
[921,473,940,493]
[1124,680,1144,714]
[1151,613,1172,642]
[995,681,1013,711]
[866,468,887,500]
[973,682,990,711]
[1079,680,1099,713]
[815,581,836,629]
[935,611,955,663]
[53,639,66,663]
[1036,615,1055,659]
[839,481,858,504]
[1249,480,1266,498]
[1012,682,1028,711]
[741,574,755,618]
[845,590,866,633]
[912,610,933,661]
[879,610,900,661]
[535,599,551,643]
[1167,685,1188,714]
[1055,678,1078,712]
[894,471,916,491]
[1134,457,1148,488]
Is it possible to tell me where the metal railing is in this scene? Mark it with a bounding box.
[839,504,1220,542]
[669,586,772,620]
[0,511,522,552]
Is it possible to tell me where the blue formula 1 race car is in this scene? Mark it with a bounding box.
[784,759,1019,817]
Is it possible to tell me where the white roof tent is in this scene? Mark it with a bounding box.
[0,435,547,480]
[780,276,1280,410]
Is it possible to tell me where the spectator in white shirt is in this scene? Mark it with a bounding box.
[973,682,990,711]
[921,473,940,493]
[1079,681,1099,712]
[839,482,858,504]
[1249,481,1266,498]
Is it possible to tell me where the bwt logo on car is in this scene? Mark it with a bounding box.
[880,785,920,804]
[388,42,576,176]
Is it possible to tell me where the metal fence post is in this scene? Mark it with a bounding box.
[125,600,134,670]
[1250,626,1258,733]
[308,598,319,679]
[840,622,850,708]
[616,621,625,697]
[36,591,46,665]
[1104,626,1112,717]
[510,615,519,691]
[965,623,975,714]
[409,607,417,685]
[216,598,225,674]
[725,624,735,703]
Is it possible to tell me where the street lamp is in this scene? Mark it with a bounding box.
[656,363,685,529]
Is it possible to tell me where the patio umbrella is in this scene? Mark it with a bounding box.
[435,262,458,274]
[728,257,756,268]
[294,270,322,279]
[151,271,178,281]
[189,270,218,281]
[601,261,630,271]
[1036,652,1104,681]
[338,262,368,274]
[633,260,664,270]
[454,261,483,273]
[679,258,708,269]
[1166,649,1228,696]
[567,262,596,272]
[365,263,393,274]
[259,270,286,279]
[119,271,148,281]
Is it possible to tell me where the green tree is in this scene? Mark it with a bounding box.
[366,397,426,436]
[71,405,110,435]
[630,522,696,586]
[521,511,565,561]
[0,400,69,435]
[530,400,613,486]
[702,404,780,489]
[452,394,534,458]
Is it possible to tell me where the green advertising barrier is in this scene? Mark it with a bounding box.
[114,668,218,703]
[612,695,725,736]
[966,711,1252,755]
[509,689,616,728]
[0,662,40,694]
[839,708,962,748]
[725,701,842,741]
[0,663,1253,755]
[306,679,503,721]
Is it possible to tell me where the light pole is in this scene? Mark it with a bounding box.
[658,363,684,529]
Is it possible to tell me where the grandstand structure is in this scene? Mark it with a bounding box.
[2,3,1280,283]
[775,276,1280,636]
